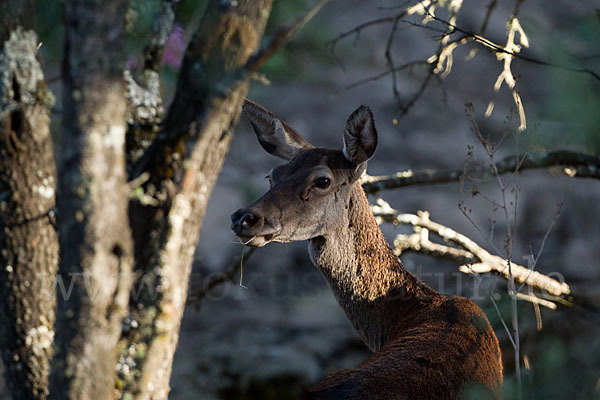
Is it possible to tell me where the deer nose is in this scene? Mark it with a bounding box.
[231,209,264,234]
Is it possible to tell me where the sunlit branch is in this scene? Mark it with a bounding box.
[371,201,571,303]
[411,12,600,83]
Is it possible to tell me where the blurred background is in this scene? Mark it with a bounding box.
[1,0,599,399]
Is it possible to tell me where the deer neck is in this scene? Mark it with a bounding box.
[308,183,438,351]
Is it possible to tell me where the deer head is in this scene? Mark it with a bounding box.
[231,100,378,247]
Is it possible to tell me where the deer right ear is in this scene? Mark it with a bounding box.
[242,99,313,161]
[342,105,378,167]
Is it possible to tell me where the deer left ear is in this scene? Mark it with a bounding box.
[243,99,313,161]
[342,105,378,168]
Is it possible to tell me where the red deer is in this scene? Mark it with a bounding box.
[231,99,503,399]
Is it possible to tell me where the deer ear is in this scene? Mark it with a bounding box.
[242,99,313,160]
[343,105,378,167]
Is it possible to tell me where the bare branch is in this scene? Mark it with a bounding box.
[333,61,429,96]
[245,0,332,74]
[327,14,406,50]
[330,2,461,114]
[479,0,498,35]
[392,231,475,265]
[361,150,600,194]
[515,292,556,311]
[372,201,571,298]
[397,64,436,114]
[385,16,402,101]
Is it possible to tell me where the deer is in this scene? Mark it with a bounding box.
[231,99,503,399]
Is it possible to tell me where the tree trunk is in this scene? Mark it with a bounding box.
[0,2,59,398]
[50,1,134,399]
[121,1,273,399]
[1,1,275,399]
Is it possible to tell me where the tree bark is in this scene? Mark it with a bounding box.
[124,0,178,170]
[121,1,274,399]
[0,9,58,398]
[50,1,134,399]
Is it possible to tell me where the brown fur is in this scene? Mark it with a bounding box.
[305,183,503,399]
[232,100,503,399]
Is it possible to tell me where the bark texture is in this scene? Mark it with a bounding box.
[50,1,134,399]
[124,0,178,170]
[121,1,274,399]
[0,24,58,400]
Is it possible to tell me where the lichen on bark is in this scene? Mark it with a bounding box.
[0,26,58,400]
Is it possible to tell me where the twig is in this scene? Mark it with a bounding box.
[188,247,257,307]
[398,64,435,114]
[327,14,406,50]
[360,150,600,194]
[329,2,454,114]
[245,0,332,74]
[517,203,562,294]
[516,290,553,314]
[333,61,429,96]
[385,16,402,101]
[479,0,498,35]
[465,99,528,397]
[490,295,516,347]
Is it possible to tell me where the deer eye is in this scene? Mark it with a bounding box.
[314,177,331,189]
[265,175,273,186]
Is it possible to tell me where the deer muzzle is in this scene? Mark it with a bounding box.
[231,207,280,247]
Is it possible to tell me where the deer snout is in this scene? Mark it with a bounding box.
[231,208,264,235]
